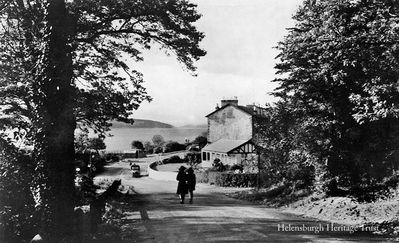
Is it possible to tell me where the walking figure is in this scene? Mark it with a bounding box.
[176,166,188,204]
[186,167,196,204]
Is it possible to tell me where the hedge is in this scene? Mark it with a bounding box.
[216,172,258,187]
[196,170,263,188]
[162,155,183,164]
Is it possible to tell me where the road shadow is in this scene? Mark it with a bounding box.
[117,191,391,242]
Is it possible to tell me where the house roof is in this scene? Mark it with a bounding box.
[202,139,255,154]
[205,104,254,117]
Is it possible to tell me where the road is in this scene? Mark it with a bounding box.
[95,161,390,243]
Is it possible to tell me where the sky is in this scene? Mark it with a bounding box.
[131,0,303,127]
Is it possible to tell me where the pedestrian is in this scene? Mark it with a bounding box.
[176,166,188,204]
[186,167,196,204]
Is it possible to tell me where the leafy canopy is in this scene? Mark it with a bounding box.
[272,0,399,187]
[0,0,206,142]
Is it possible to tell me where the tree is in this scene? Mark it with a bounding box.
[75,132,90,153]
[0,0,205,240]
[144,141,154,154]
[131,140,144,150]
[273,0,399,191]
[164,141,186,153]
[193,135,208,149]
[88,137,106,151]
[256,102,316,189]
[0,138,37,242]
[152,134,166,147]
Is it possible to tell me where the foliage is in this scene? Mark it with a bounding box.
[75,133,89,152]
[88,137,106,151]
[131,140,144,150]
[184,152,201,166]
[152,135,165,148]
[75,174,98,205]
[0,0,206,140]
[215,172,258,188]
[212,158,228,172]
[0,0,205,239]
[192,135,207,149]
[75,133,106,152]
[230,164,243,172]
[164,141,186,153]
[195,170,219,184]
[270,0,399,194]
[105,153,121,162]
[76,151,106,175]
[143,141,154,154]
[196,169,258,188]
[162,155,183,164]
[154,146,164,154]
[0,138,37,242]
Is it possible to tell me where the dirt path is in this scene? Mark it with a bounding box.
[95,162,390,242]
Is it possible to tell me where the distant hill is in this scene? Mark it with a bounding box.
[111,119,174,128]
[179,124,207,129]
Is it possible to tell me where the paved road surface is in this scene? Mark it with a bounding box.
[95,161,390,242]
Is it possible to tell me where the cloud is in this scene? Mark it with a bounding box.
[130,0,303,126]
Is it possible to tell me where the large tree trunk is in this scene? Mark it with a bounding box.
[31,0,76,241]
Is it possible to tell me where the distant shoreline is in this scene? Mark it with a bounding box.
[111,119,207,129]
[104,127,206,151]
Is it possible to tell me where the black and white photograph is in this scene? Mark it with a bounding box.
[1,0,399,242]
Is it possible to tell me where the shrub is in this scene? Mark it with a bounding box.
[75,151,106,175]
[192,135,207,149]
[283,163,315,190]
[195,170,209,183]
[230,164,243,172]
[75,174,98,205]
[184,152,201,167]
[164,141,186,153]
[196,169,259,188]
[162,155,183,164]
[0,139,37,242]
[131,140,144,150]
[212,158,228,172]
[105,153,120,162]
[143,141,154,154]
[154,147,163,154]
[215,172,258,187]
[208,171,220,184]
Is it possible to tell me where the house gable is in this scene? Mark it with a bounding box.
[207,105,252,143]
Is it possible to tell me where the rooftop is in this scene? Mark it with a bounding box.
[205,103,267,118]
[202,139,252,154]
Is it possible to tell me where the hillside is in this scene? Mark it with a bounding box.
[179,123,207,129]
[111,119,174,128]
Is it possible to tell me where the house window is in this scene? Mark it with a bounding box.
[202,152,207,161]
[207,152,210,161]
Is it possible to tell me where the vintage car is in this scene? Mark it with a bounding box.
[130,163,141,177]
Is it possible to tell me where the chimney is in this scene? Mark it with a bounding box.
[215,104,220,110]
[221,97,238,107]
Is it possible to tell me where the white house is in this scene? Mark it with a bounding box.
[201,98,264,168]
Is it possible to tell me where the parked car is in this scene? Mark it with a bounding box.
[130,163,141,177]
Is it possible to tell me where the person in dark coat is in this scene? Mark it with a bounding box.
[186,167,196,204]
[176,166,188,204]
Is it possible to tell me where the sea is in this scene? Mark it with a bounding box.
[104,127,207,152]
